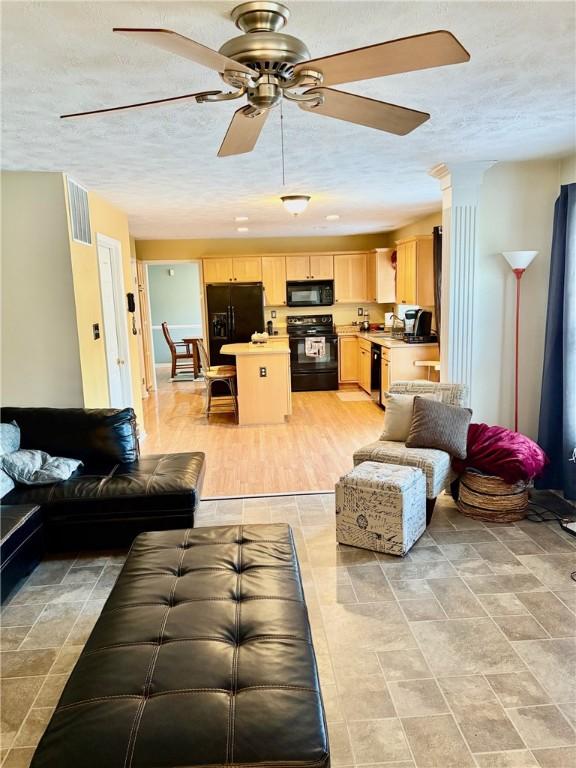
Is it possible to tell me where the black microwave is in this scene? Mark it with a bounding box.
[286,280,334,307]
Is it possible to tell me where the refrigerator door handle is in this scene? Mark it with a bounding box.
[226,305,232,337]
[231,305,236,338]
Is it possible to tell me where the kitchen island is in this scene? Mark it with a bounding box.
[220,342,292,426]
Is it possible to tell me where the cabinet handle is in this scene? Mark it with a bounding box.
[310,275,314,278]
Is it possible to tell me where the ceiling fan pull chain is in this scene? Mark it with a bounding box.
[280,99,286,187]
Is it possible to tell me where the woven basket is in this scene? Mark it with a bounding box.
[457,470,529,523]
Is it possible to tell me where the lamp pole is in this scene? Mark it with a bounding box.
[502,251,538,433]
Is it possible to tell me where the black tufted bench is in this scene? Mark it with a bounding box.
[31,524,330,768]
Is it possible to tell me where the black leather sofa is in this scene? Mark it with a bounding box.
[1,406,205,557]
[31,524,330,768]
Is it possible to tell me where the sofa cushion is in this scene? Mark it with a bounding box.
[1,504,43,602]
[1,408,138,464]
[0,422,20,499]
[3,453,205,548]
[353,440,452,498]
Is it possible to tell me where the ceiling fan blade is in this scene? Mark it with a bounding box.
[60,90,222,119]
[294,30,469,86]
[218,106,269,157]
[301,88,429,135]
[114,28,254,76]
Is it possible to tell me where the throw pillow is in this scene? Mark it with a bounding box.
[380,392,442,442]
[2,450,83,486]
[0,421,20,498]
[405,397,472,459]
[0,422,20,456]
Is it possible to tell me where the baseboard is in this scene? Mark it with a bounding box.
[203,489,334,501]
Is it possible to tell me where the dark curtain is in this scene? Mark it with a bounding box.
[432,226,442,342]
[537,183,576,499]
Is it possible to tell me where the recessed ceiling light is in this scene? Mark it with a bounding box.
[326,214,340,221]
[234,216,249,222]
[237,226,249,233]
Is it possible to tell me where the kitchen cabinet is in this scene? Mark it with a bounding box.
[285,253,333,281]
[381,343,440,392]
[338,336,358,383]
[203,256,262,283]
[366,249,396,303]
[334,253,367,303]
[261,256,287,306]
[395,236,434,306]
[357,337,372,393]
[203,258,233,284]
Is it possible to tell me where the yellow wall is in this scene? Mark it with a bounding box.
[65,186,144,426]
[135,233,390,261]
[389,211,442,242]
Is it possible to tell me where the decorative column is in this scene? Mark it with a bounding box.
[428,162,495,400]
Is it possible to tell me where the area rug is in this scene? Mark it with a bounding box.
[336,391,372,402]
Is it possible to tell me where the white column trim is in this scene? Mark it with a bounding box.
[428,162,496,400]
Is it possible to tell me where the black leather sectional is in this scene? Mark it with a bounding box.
[0,407,205,600]
[30,524,330,768]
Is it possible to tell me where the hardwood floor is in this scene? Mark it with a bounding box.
[141,367,384,497]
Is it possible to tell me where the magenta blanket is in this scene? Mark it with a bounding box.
[452,423,548,484]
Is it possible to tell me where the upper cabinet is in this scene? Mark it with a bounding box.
[203,256,262,283]
[395,236,434,306]
[262,256,287,306]
[286,253,333,281]
[334,253,367,303]
[366,249,396,304]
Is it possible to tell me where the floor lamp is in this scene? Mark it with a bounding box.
[502,250,538,432]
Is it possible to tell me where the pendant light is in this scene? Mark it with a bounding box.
[280,195,311,215]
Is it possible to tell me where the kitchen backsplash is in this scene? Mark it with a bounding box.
[265,302,395,328]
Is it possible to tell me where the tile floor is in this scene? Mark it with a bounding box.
[1,493,576,768]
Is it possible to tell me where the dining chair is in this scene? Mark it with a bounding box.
[196,341,238,422]
[161,322,196,379]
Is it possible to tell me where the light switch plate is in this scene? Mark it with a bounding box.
[357,307,364,316]
[271,310,277,319]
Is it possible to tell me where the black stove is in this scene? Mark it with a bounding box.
[286,315,338,391]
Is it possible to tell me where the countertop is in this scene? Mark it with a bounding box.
[337,327,439,349]
[220,342,290,356]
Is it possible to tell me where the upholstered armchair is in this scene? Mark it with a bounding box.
[353,381,468,523]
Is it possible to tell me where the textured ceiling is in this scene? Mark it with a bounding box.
[2,1,575,239]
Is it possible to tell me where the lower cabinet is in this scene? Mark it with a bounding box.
[357,338,372,394]
[381,344,440,393]
[338,336,358,383]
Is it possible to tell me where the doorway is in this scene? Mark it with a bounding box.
[145,261,204,387]
[96,234,133,408]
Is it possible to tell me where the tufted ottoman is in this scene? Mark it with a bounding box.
[336,462,426,556]
[31,524,329,768]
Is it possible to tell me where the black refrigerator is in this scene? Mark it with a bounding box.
[206,283,265,366]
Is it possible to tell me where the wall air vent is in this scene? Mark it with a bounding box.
[66,177,92,245]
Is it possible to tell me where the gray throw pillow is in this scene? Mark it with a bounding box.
[2,450,83,486]
[0,422,20,498]
[0,422,20,456]
[405,396,472,459]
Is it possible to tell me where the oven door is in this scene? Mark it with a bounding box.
[289,334,339,391]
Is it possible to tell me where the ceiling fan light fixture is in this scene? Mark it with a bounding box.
[281,194,311,215]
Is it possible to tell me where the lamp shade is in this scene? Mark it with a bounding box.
[502,250,538,270]
[280,195,310,215]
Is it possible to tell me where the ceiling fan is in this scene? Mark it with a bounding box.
[61,1,470,157]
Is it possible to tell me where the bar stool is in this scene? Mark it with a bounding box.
[197,342,238,422]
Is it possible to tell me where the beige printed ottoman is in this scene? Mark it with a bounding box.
[335,461,426,556]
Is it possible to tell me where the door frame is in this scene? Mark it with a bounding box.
[141,259,206,390]
[96,233,133,408]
